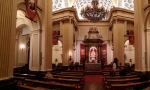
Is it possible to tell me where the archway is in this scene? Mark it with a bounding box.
[124,40,135,66]
[15,1,42,72]
[52,40,63,66]
[15,25,30,68]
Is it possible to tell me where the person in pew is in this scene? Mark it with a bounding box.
[46,69,53,78]
[136,72,149,90]
[109,69,116,76]
[113,61,116,71]
[119,68,127,76]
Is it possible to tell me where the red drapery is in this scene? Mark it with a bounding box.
[25,0,37,22]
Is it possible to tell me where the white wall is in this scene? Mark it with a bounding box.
[52,41,62,64]
[124,40,135,64]
[16,32,29,67]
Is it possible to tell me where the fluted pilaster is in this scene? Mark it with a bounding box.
[0,0,16,78]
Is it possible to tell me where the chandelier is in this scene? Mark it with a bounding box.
[80,0,109,23]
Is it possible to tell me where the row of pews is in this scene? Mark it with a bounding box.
[14,71,84,90]
[102,71,150,90]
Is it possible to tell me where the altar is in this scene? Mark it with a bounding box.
[83,27,104,72]
[85,63,101,72]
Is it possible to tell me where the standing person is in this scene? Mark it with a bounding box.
[46,69,53,78]
[113,61,116,71]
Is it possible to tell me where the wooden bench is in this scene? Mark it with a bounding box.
[61,72,84,74]
[103,75,137,82]
[56,73,84,76]
[25,79,76,90]
[18,85,51,90]
[14,73,36,79]
[111,80,150,90]
[107,78,140,89]
[52,75,83,80]
[43,77,80,89]
[14,76,25,85]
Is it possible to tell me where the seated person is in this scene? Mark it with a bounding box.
[46,69,53,78]
[119,68,127,76]
[136,72,149,90]
[109,69,116,76]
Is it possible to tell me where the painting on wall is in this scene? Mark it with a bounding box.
[80,44,85,64]
[53,31,58,45]
[102,44,107,64]
[25,0,37,22]
[129,31,134,45]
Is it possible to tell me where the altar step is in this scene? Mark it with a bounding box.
[84,71,102,75]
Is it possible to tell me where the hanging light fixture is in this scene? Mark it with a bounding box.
[80,0,109,23]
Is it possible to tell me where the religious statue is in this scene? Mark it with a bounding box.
[90,48,97,62]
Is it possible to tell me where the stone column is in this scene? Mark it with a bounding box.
[62,19,74,66]
[84,45,87,62]
[113,18,125,66]
[0,0,16,79]
[134,0,145,71]
[98,45,100,63]
[87,46,89,63]
[100,45,103,61]
[44,0,52,70]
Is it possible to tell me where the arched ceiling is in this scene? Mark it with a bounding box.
[52,0,134,18]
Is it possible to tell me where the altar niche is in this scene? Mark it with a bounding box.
[89,47,97,63]
[83,27,104,63]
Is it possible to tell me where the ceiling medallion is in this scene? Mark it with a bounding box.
[80,0,109,23]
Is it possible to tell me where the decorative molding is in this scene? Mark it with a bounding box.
[110,17,126,26]
[145,29,150,32]
[144,4,150,12]
[61,17,77,27]
[37,5,42,13]
[30,29,43,34]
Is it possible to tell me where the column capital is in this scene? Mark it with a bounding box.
[110,17,126,26]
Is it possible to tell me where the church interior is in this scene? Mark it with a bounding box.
[1,0,150,90]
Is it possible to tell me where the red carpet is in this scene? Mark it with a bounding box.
[85,75,102,82]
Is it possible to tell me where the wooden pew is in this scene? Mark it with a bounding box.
[18,85,51,90]
[43,77,80,89]
[102,74,137,83]
[105,75,137,79]
[61,72,84,74]
[111,80,150,90]
[56,73,83,76]
[14,73,36,79]
[52,75,83,80]
[25,79,76,90]
[107,78,140,89]
[14,76,25,85]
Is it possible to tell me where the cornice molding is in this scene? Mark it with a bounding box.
[30,29,42,34]
[61,16,78,30]
[109,17,126,28]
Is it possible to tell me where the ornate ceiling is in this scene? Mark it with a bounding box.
[52,0,134,18]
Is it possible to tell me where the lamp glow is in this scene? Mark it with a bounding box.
[21,45,25,50]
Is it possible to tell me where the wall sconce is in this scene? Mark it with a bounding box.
[69,52,72,61]
[21,45,25,50]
